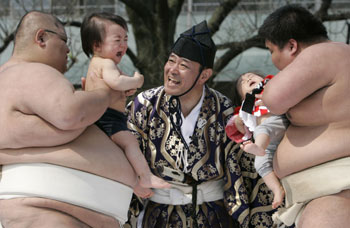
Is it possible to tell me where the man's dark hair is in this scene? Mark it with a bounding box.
[81,12,128,57]
[258,4,328,49]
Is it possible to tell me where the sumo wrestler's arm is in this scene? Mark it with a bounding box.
[263,46,333,115]
[1,63,118,149]
[19,64,114,130]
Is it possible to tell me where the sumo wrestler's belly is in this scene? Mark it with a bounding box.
[274,123,350,178]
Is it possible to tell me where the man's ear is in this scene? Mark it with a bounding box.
[35,29,46,47]
[199,68,213,83]
[288,39,299,56]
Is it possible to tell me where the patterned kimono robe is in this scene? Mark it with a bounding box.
[126,85,276,228]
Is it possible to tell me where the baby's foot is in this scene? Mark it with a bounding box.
[139,174,171,189]
[272,185,285,209]
[133,183,154,198]
[241,141,266,156]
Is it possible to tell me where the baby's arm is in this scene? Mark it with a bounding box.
[225,114,253,143]
[101,59,144,91]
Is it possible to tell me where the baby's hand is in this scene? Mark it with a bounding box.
[255,94,262,99]
[255,94,265,106]
[133,72,144,88]
[234,115,245,134]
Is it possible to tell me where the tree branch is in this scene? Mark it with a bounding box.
[213,35,265,75]
[216,35,265,50]
[315,0,332,18]
[320,12,350,21]
[126,48,143,72]
[0,32,14,53]
[208,0,241,35]
[313,0,350,21]
[118,0,152,20]
[168,0,185,19]
[63,21,82,27]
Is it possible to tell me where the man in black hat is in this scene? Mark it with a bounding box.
[126,21,275,228]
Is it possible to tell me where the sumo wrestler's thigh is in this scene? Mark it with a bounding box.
[0,198,120,228]
[298,189,350,228]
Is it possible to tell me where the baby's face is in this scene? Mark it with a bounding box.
[97,21,128,64]
[238,73,264,99]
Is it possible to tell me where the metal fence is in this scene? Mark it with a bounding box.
[1,0,350,19]
[182,0,350,13]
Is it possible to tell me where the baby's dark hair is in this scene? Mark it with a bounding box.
[81,12,128,57]
[232,72,265,107]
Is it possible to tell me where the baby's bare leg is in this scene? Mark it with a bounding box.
[111,131,171,190]
[0,198,120,228]
[242,133,270,156]
[298,189,350,228]
[262,171,285,209]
